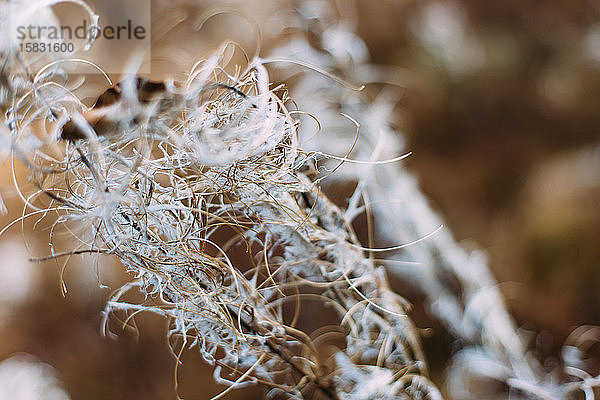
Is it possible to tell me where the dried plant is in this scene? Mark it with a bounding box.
[1,1,599,399]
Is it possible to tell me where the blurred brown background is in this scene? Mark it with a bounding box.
[0,0,599,398]
[356,0,600,340]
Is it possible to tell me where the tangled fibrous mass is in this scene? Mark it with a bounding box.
[3,1,600,399]
[1,28,440,400]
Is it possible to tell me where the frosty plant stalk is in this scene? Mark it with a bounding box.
[0,6,441,396]
[4,1,600,399]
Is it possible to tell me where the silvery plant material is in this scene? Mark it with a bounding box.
[0,354,71,400]
[0,0,598,399]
